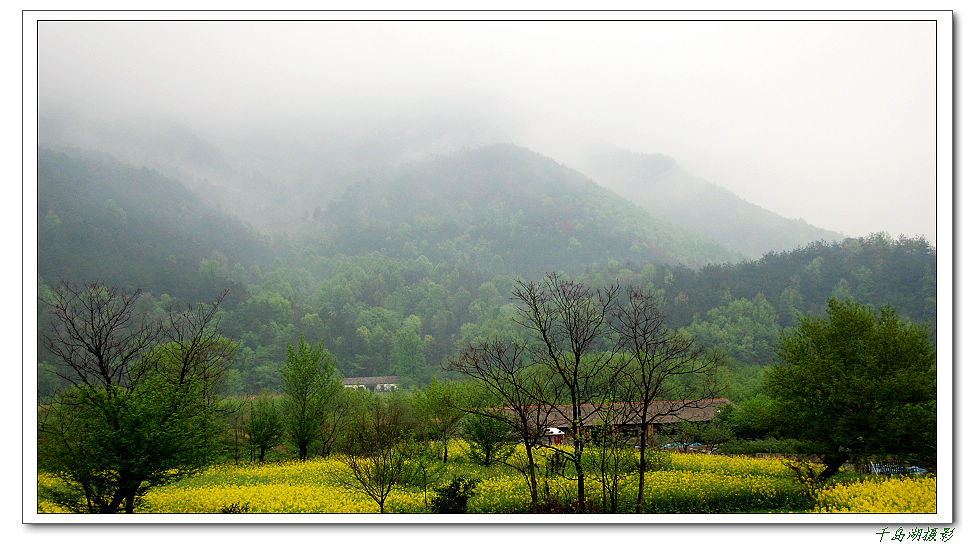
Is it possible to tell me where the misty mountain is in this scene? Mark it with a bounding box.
[573,148,845,258]
[38,109,504,235]
[313,144,741,274]
[34,145,936,394]
[39,109,847,262]
[37,147,271,301]
[35,140,738,304]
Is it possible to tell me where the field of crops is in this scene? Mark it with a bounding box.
[36,442,936,515]
[813,474,937,513]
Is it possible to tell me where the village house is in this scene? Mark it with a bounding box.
[341,375,400,393]
[500,398,731,446]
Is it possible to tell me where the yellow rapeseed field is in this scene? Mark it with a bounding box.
[814,475,936,513]
[36,445,936,514]
[36,473,73,514]
[140,458,428,513]
[669,453,798,478]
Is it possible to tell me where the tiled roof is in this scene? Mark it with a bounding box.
[497,398,730,428]
[341,376,399,386]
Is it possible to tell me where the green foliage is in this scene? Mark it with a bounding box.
[324,144,738,276]
[37,282,236,513]
[280,336,340,460]
[37,144,937,401]
[765,298,936,479]
[392,315,426,380]
[398,441,448,502]
[713,360,766,402]
[683,292,780,366]
[37,149,268,303]
[410,378,468,463]
[674,420,733,452]
[430,476,481,514]
[245,393,283,462]
[461,414,516,467]
[335,394,419,513]
[718,393,778,440]
[715,437,807,456]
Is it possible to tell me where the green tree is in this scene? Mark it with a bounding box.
[430,476,481,514]
[674,419,732,453]
[37,282,235,513]
[765,298,936,480]
[461,412,516,467]
[246,393,283,462]
[391,315,426,380]
[411,378,466,463]
[683,292,779,366]
[719,393,778,441]
[584,387,637,514]
[280,336,340,460]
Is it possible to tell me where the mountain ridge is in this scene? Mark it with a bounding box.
[572,147,845,258]
[315,143,742,273]
[38,111,846,258]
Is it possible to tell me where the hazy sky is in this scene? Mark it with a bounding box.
[36,17,939,242]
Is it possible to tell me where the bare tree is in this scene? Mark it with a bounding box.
[319,388,354,459]
[335,395,416,514]
[512,272,621,512]
[447,340,557,507]
[43,282,160,391]
[585,384,637,514]
[610,286,721,513]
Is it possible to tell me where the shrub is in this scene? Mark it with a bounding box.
[717,438,806,456]
[430,476,480,513]
[218,501,251,513]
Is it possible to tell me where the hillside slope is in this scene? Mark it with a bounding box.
[37,147,270,301]
[315,144,741,275]
[576,148,844,258]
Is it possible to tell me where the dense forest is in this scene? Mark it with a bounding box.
[36,144,937,399]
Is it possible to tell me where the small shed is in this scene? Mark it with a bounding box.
[544,426,565,446]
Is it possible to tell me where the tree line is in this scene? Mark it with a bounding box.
[37,274,935,514]
[37,149,936,398]
[37,232,936,400]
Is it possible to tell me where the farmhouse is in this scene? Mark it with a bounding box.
[500,398,731,444]
[342,375,400,392]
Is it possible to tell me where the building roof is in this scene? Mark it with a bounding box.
[498,398,730,429]
[341,376,400,386]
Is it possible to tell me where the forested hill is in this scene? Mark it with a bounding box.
[37,147,271,302]
[575,148,845,258]
[312,144,741,274]
[35,143,935,397]
[666,234,936,330]
[572,233,936,370]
